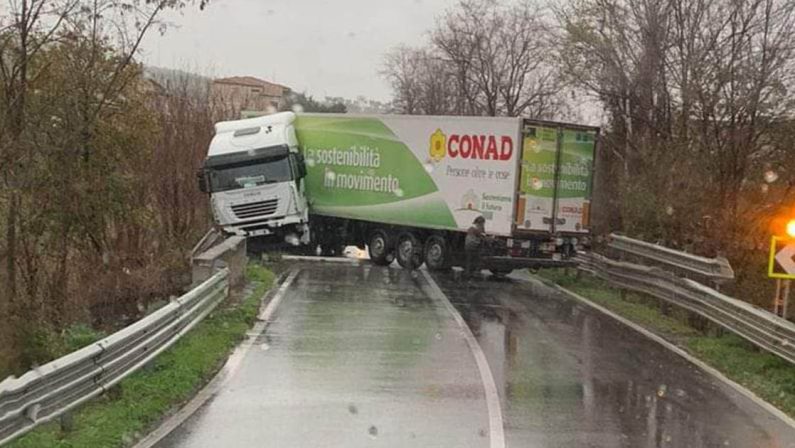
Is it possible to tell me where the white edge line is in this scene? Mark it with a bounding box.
[421,270,506,448]
[532,276,795,430]
[133,269,300,448]
[258,269,299,322]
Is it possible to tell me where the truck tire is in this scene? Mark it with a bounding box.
[489,269,513,278]
[321,244,345,257]
[368,230,392,266]
[424,235,450,271]
[396,232,424,269]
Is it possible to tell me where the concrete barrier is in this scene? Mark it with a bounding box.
[190,228,224,260]
[191,236,247,288]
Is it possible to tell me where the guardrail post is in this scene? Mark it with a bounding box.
[60,411,74,433]
[688,312,708,333]
[659,301,671,316]
[107,383,123,401]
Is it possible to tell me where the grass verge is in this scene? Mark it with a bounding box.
[8,263,275,448]
[536,269,795,419]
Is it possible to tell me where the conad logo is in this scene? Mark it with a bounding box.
[428,128,514,162]
[429,129,447,162]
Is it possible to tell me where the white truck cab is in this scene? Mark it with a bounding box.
[198,112,309,244]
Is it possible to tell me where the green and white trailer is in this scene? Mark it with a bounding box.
[198,112,598,272]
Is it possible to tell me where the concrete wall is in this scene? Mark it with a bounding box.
[192,236,247,288]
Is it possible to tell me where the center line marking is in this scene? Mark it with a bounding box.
[421,270,506,448]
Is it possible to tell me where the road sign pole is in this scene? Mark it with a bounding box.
[784,279,791,319]
[774,279,782,315]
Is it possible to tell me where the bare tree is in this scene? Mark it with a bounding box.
[381,46,458,115]
[381,46,424,114]
[497,3,566,117]
[432,0,499,115]
[0,0,78,316]
[432,0,567,117]
[0,0,209,305]
[382,0,568,118]
[557,0,795,304]
[0,0,212,370]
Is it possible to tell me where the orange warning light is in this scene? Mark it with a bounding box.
[786,220,795,238]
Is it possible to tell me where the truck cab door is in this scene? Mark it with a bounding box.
[291,152,309,214]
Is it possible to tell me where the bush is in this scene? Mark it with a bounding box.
[61,324,107,355]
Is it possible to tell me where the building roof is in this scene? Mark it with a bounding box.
[213,76,291,96]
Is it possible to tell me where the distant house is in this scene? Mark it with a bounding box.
[211,76,291,112]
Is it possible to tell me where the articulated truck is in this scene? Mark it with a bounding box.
[197,112,598,273]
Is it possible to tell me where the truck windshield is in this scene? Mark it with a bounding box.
[208,156,293,192]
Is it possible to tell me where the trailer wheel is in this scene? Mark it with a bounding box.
[300,244,320,256]
[321,245,341,257]
[489,269,513,278]
[424,235,450,271]
[396,232,423,269]
[368,230,392,266]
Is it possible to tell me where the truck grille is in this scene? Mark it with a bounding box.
[231,199,278,220]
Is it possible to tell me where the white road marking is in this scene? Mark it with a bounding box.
[421,270,507,448]
[133,269,300,448]
[258,269,299,322]
[536,277,795,431]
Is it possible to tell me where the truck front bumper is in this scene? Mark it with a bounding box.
[222,214,307,237]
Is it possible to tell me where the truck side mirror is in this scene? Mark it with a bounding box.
[296,153,307,178]
[197,169,208,193]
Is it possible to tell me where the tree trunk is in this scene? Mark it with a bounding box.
[5,192,18,305]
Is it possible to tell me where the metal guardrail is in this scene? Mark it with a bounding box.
[577,253,795,364]
[609,233,735,283]
[0,269,230,446]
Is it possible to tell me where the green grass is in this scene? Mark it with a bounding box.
[536,269,795,419]
[8,263,275,448]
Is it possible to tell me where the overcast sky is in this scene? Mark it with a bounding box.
[141,0,459,102]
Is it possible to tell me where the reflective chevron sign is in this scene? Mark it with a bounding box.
[769,236,795,279]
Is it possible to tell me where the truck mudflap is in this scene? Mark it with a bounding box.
[483,256,577,270]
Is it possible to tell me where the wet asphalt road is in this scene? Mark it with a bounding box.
[435,271,795,448]
[154,262,795,448]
